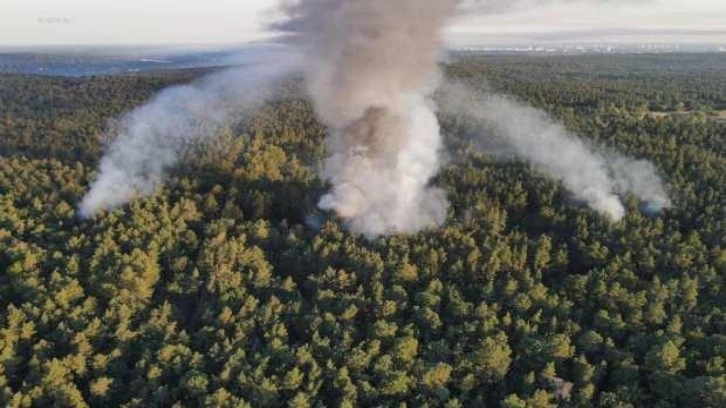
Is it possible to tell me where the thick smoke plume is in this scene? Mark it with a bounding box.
[276,0,457,236]
[82,0,671,233]
[79,53,298,217]
[438,82,671,220]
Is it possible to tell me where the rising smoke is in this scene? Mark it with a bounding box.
[81,0,671,232]
[79,51,298,217]
[275,0,457,236]
[438,82,671,220]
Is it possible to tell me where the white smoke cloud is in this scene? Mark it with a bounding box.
[438,82,671,220]
[79,50,299,218]
[81,0,671,233]
[276,0,457,237]
[316,95,449,235]
[607,155,672,214]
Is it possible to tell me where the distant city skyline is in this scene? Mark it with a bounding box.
[1,0,725,47]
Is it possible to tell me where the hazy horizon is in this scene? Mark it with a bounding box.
[1,0,724,48]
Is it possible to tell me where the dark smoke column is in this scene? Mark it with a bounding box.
[278,0,456,237]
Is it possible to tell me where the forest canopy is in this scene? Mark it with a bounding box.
[0,53,725,407]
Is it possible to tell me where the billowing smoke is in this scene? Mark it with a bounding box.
[81,0,671,232]
[607,155,672,215]
[79,52,298,217]
[275,0,456,236]
[438,82,671,220]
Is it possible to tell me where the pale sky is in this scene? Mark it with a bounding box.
[1,0,724,47]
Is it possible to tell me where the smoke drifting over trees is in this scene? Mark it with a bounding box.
[79,54,297,218]
[273,0,670,230]
[274,0,457,236]
[80,0,671,234]
[438,82,671,221]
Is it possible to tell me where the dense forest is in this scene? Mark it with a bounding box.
[0,53,724,407]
